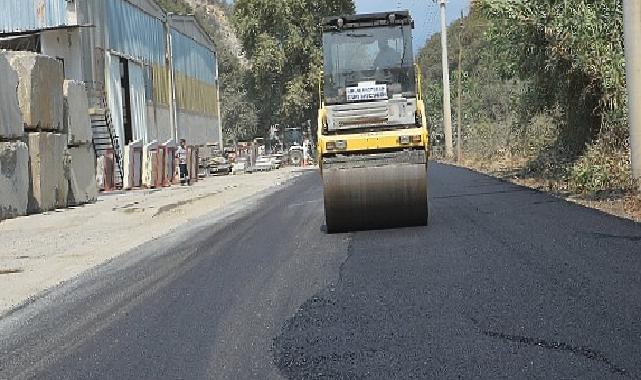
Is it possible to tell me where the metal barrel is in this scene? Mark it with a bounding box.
[322,150,428,233]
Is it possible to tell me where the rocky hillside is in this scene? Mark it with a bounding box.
[181,0,250,68]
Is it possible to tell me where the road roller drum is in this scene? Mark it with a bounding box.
[322,150,428,232]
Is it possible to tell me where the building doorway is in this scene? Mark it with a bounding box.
[119,58,134,145]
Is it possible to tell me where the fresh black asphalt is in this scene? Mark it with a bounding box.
[1,162,640,379]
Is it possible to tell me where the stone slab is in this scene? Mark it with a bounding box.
[0,141,29,220]
[4,51,63,131]
[67,144,98,206]
[142,141,159,188]
[96,155,105,191]
[27,132,68,213]
[163,146,177,185]
[63,80,92,145]
[0,53,24,139]
[123,143,143,189]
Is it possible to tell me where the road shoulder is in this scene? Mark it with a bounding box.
[442,159,641,224]
[0,168,307,317]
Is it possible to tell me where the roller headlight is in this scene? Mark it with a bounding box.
[326,140,347,151]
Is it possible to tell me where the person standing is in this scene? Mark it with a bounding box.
[176,139,189,185]
[302,139,310,167]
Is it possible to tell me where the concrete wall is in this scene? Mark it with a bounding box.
[147,104,173,143]
[177,110,221,146]
[40,29,83,81]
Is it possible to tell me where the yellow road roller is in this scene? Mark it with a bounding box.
[318,11,429,233]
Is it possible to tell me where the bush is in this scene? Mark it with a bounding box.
[569,139,632,194]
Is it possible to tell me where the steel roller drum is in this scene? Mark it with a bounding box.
[322,151,428,233]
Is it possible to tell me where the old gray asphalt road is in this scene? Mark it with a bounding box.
[1,163,641,379]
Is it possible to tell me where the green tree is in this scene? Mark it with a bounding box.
[475,0,631,191]
[417,9,521,150]
[234,0,355,137]
[476,0,627,142]
[419,1,632,193]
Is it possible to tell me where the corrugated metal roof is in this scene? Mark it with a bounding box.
[0,0,69,33]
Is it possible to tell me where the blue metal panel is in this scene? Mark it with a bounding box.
[0,0,68,33]
[171,29,216,85]
[106,0,166,65]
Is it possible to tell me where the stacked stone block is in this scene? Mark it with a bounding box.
[67,144,98,205]
[0,141,29,220]
[2,51,69,213]
[1,51,101,217]
[63,80,98,205]
[0,52,29,221]
[0,53,23,139]
[5,51,64,131]
[26,132,69,212]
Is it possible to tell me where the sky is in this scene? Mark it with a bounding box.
[354,0,471,52]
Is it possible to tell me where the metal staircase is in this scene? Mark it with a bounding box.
[90,107,124,189]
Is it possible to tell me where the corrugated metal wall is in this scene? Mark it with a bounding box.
[171,29,218,117]
[104,0,169,107]
[171,29,216,85]
[0,0,68,33]
[106,0,165,65]
[152,65,171,106]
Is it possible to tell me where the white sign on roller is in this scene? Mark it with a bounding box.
[346,82,388,102]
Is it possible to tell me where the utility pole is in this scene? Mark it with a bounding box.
[164,13,178,142]
[436,0,454,158]
[623,0,641,189]
[457,10,463,163]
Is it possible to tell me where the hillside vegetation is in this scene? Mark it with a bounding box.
[233,0,354,138]
[419,0,634,196]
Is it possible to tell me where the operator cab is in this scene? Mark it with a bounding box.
[322,12,416,105]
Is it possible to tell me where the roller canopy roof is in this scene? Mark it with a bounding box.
[322,11,413,31]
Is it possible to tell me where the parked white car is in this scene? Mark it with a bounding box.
[232,161,246,175]
[269,154,283,169]
[253,156,273,172]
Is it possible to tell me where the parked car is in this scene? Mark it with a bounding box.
[232,161,246,175]
[289,145,304,166]
[251,156,273,172]
[209,156,231,175]
[270,154,284,169]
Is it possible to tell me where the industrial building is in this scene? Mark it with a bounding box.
[0,0,222,176]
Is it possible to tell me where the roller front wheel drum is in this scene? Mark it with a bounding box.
[321,151,428,233]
